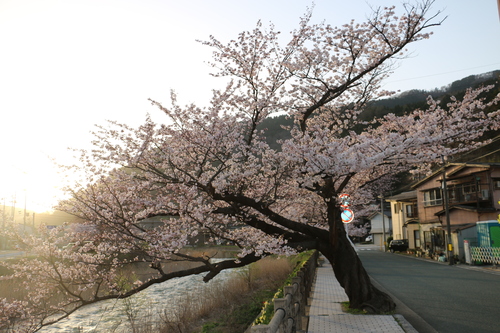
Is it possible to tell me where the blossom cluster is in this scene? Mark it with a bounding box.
[2,2,499,330]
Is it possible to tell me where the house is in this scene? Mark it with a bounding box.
[367,209,392,248]
[411,163,500,260]
[385,191,419,248]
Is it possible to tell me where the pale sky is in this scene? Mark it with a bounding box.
[1,0,499,212]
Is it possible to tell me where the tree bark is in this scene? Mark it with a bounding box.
[318,203,395,313]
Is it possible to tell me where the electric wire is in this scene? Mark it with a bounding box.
[456,134,500,163]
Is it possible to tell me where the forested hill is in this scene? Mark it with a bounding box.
[359,70,500,120]
[259,70,500,155]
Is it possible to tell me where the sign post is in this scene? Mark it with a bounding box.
[339,194,354,224]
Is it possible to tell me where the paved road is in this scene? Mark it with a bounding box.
[358,248,500,333]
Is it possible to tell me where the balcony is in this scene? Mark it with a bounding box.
[447,183,491,206]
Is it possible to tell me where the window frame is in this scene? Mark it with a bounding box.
[405,203,418,218]
[423,188,443,207]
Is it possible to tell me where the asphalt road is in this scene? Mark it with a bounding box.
[357,248,500,333]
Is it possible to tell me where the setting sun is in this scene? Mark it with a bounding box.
[0,153,66,213]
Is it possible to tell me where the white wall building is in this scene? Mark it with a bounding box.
[368,210,392,248]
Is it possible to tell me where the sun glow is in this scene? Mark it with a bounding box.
[0,154,69,213]
[1,0,499,214]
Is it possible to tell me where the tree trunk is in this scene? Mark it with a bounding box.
[318,203,395,314]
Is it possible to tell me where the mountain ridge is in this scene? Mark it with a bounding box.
[259,69,500,154]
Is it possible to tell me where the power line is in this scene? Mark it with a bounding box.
[458,135,500,163]
[468,147,500,163]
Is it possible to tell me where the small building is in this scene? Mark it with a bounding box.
[411,163,500,260]
[476,220,500,247]
[385,191,418,248]
[367,210,392,248]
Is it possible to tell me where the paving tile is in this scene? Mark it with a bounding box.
[308,314,405,333]
[307,259,406,333]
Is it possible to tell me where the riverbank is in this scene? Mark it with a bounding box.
[181,255,295,333]
[104,250,307,333]
[129,245,242,282]
[1,246,299,332]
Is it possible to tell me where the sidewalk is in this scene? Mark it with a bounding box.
[307,259,416,333]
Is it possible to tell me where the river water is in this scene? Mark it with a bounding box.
[39,261,237,332]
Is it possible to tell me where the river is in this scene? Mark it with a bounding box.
[39,260,238,332]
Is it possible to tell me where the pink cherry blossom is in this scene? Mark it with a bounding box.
[2,1,499,330]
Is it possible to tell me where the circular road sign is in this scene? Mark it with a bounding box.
[339,193,351,208]
[341,208,354,223]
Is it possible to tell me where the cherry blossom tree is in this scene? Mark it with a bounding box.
[346,222,370,240]
[2,1,500,331]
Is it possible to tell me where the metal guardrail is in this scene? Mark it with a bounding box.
[470,246,500,265]
[251,251,318,333]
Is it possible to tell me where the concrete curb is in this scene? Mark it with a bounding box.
[394,314,419,333]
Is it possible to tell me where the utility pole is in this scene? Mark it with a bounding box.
[1,197,5,250]
[441,156,453,265]
[11,193,16,224]
[381,195,386,252]
[23,190,27,233]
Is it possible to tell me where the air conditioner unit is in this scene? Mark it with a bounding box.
[481,189,489,200]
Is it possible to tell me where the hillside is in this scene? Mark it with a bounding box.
[359,70,500,120]
[259,70,500,159]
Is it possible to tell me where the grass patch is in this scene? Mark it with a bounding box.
[201,322,220,333]
[341,302,367,315]
[340,302,396,315]
[157,255,295,333]
[195,252,317,332]
[252,250,316,326]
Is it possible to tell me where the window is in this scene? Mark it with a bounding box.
[414,230,421,248]
[406,203,418,218]
[393,202,402,214]
[423,229,445,250]
[494,179,500,189]
[423,188,442,207]
[462,182,476,194]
